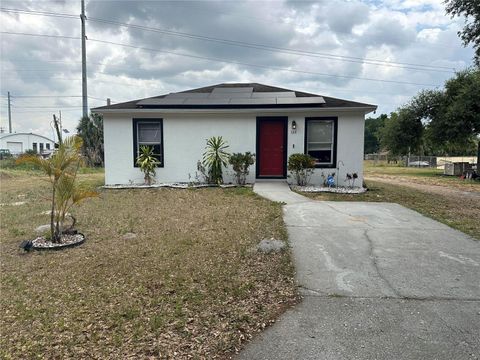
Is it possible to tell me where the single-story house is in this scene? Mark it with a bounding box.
[92,83,377,186]
[0,132,55,156]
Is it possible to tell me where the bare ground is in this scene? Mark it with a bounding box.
[365,175,480,201]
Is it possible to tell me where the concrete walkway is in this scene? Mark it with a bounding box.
[239,182,480,360]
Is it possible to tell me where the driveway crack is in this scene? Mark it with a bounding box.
[364,229,403,298]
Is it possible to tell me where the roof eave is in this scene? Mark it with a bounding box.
[92,105,377,115]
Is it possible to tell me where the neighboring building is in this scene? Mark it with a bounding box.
[0,132,55,155]
[92,83,377,186]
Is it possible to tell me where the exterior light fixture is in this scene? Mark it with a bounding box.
[292,121,297,130]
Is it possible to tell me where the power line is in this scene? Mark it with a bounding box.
[0,7,77,19]
[1,31,441,86]
[0,31,80,40]
[88,17,455,73]
[0,7,455,73]
[88,38,442,87]
[9,95,83,98]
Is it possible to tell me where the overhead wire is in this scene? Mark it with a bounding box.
[0,7,456,73]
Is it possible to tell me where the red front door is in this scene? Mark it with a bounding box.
[258,118,286,177]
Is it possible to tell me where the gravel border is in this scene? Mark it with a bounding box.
[291,185,367,194]
[30,233,85,251]
[103,183,253,189]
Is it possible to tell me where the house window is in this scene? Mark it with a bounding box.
[132,119,164,167]
[32,143,37,152]
[40,143,44,152]
[305,117,337,168]
[46,143,50,150]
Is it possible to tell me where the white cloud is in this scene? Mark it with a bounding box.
[0,0,475,137]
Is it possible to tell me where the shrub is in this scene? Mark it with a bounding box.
[24,149,37,156]
[136,145,159,185]
[202,136,230,184]
[229,152,255,185]
[288,153,315,186]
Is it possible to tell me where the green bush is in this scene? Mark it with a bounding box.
[24,149,37,156]
[287,153,316,186]
[229,152,255,185]
[136,146,159,185]
[202,136,230,184]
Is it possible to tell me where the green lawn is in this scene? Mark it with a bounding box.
[0,170,297,359]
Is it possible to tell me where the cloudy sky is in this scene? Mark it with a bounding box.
[0,0,474,139]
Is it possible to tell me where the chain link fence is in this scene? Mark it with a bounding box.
[364,154,478,169]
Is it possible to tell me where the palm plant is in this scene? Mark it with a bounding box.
[76,113,104,167]
[136,145,159,185]
[17,136,98,242]
[202,136,230,184]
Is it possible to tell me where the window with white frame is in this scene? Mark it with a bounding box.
[305,118,337,167]
[133,119,163,167]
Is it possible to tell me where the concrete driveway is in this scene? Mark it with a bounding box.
[238,182,480,360]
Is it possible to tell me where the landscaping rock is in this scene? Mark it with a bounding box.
[291,185,367,194]
[257,239,286,254]
[123,232,137,240]
[31,233,84,249]
[35,224,51,234]
[0,201,26,206]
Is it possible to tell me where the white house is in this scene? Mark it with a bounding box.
[92,83,377,186]
[0,132,55,155]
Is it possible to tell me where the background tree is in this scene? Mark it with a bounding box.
[427,67,480,166]
[364,114,387,153]
[76,113,104,167]
[445,0,480,65]
[379,109,424,156]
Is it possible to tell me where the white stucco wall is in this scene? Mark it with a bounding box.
[0,133,55,155]
[102,109,367,187]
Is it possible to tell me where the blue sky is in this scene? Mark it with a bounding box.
[0,0,475,138]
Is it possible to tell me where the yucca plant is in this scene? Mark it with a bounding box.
[136,145,159,185]
[17,136,98,243]
[202,136,230,184]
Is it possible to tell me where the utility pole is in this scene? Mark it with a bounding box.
[53,115,62,145]
[7,91,12,133]
[81,0,88,118]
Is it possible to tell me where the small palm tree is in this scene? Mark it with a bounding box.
[202,136,230,184]
[17,136,98,242]
[136,145,159,185]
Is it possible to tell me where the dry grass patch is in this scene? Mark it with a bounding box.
[300,180,479,240]
[364,164,480,191]
[0,172,297,359]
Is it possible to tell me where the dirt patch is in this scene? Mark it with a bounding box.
[365,175,480,201]
[0,171,12,180]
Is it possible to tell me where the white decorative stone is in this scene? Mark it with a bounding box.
[257,239,286,254]
[35,224,51,233]
[123,232,137,240]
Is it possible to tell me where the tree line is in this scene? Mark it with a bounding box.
[365,67,480,159]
